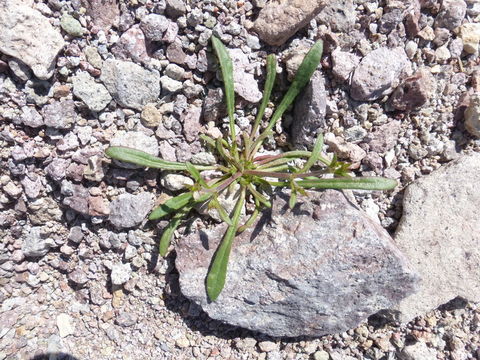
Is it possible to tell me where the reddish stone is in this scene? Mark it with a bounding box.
[81,0,119,31]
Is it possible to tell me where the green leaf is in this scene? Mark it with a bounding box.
[263,40,323,135]
[297,177,398,191]
[210,197,233,226]
[106,146,188,171]
[159,209,189,256]
[206,186,246,301]
[237,208,259,234]
[247,183,271,208]
[300,133,324,173]
[149,192,194,220]
[211,36,237,151]
[251,54,277,138]
[289,190,297,209]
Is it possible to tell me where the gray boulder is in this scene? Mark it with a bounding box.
[392,152,480,322]
[176,190,419,337]
[292,71,327,149]
[108,192,154,229]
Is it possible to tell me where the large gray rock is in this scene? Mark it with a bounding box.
[176,190,419,337]
[0,2,65,80]
[350,47,410,101]
[393,152,480,322]
[22,227,56,258]
[253,0,325,46]
[108,192,154,229]
[100,59,160,110]
[73,71,112,112]
[292,71,327,149]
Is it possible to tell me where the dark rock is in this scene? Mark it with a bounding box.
[387,69,436,112]
[379,8,404,34]
[63,184,90,214]
[166,41,186,65]
[434,0,467,31]
[292,71,327,150]
[165,0,186,18]
[68,226,84,244]
[176,190,419,337]
[203,88,226,123]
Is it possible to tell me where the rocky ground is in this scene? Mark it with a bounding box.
[1,0,480,359]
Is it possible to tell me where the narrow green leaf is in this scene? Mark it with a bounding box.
[106,146,188,170]
[159,209,189,256]
[289,190,297,209]
[297,177,398,191]
[300,133,324,173]
[211,36,237,152]
[149,192,194,220]
[237,208,259,234]
[251,54,277,138]
[263,41,323,135]
[206,186,246,301]
[210,198,233,226]
[185,162,205,186]
[247,184,272,208]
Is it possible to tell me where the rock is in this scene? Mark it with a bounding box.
[283,42,311,81]
[161,174,194,191]
[100,59,160,110]
[109,131,159,168]
[331,49,360,83]
[111,263,132,285]
[387,69,436,112]
[229,49,262,103]
[397,341,436,360]
[8,58,31,82]
[22,227,55,258]
[28,197,63,225]
[350,47,411,101]
[111,25,149,64]
[458,23,480,54]
[68,226,84,244]
[160,75,183,93]
[164,63,184,81]
[166,41,186,65]
[393,153,480,322]
[60,14,84,37]
[253,0,325,46]
[21,174,43,199]
[45,158,70,182]
[190,152,216,165]
[72,71,112,112]
[81,0,119,31]
[57,314,75,338]
[165,0,186,18]
[464,92,480,137]
[292,71,327,149]
[0,2,65,79]
[181,105,203,142]
[63,184,89,214]
[20,106,44,128]
[140,14,168,41]
[434,0,466,31]
[378,8,404,34]
[325,135,367,163]
[176,190,418,337]
[203,88,227,123]
[140,103,163,128]
[316,0,356,32]
[88,196,110,216]
[363,121,401,153]
[68,269,89,286]
[258,341,277,352]
[108,192,154,229]
[313,350,330,360]
[42,100,76,129]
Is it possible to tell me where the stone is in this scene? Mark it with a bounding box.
[393,153,480,322]
[140,14,168,41]
[140,103,163,128]
[100,59,160,110]
[203,88,226,123]
[165,0,186,18]
[20,106,44,128]
[397,341,436,360]
[0,2,65,79]
[331,49,360,83]
[350,47,410,101]
[28,197,63,225]
[22,227,55,258]
[45,158,70,182]
[283,42,311,81]
[109,131,159,169]
[108,192,154,229]
[42,100,76,129]
[434,0,467,31]
[181,105,203,142]
[292,71,327,150]
[176,190,418,337]
[81,0,119,31]
[111,25,149,64]
[60,14,84,37]
[388,69,436,112]
[254,0,325,46]
[378,8,404,34]
[161,174,194,191]
[190,152,216,165]
[111,263,132,285]
[160,75,183,93]
[8,58,31,82]
[313,350,330,360]
[363,121,401,154]
[325,135,366,163]
[57,314,75,338]
[166,41,186,65]
[68,268,89,286]
[68,226,84,244]
[458,23,480,54]
[21,174,43,199]
[316,0,356,32]
[88,196,110,216]
[72,71,112,112]
[63,184,89,214]
[229,49,262,103]
[464,92,480,137]
[164,63,184,81]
